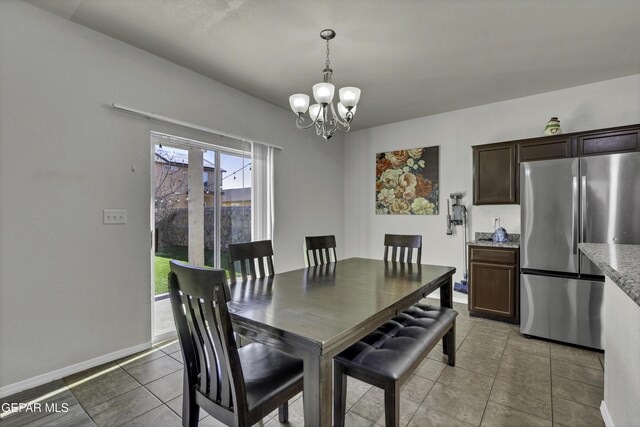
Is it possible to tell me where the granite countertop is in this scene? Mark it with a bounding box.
[579,243,640,307]
[467,232,520,249]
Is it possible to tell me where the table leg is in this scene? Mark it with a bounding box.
[441,276,453,354]
[303,352,333,426]
[440,275,453,309]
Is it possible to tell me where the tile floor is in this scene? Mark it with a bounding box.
[0,299,605,426]
[154,297,176,336]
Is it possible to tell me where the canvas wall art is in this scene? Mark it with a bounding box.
[375,146,439,215]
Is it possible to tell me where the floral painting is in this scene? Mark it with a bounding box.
[375,146,439,215]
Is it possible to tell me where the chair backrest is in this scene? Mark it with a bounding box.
[228,240,275,282]
[305,235,337,266]
[168,260,247,426]
[383,234,422,263]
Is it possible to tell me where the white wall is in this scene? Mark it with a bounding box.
[603,277,640,426]
[343,75,640,287]
[0,1,344,392]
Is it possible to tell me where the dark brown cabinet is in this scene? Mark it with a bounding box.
[472,143,517,205]
[472,123,640,205]
[578,127,640,156]
[468,246,519,323]
[517,136,575,163]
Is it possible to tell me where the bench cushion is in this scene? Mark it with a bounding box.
[335,305,457,381]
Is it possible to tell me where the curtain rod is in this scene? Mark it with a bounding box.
[111,103,283,150]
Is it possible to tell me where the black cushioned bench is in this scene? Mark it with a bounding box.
[333,304,458,427]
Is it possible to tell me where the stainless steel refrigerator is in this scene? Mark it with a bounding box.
[520,152,640,349]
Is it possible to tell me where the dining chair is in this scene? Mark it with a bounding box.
[228,240,275,283]
[305,235,337,266]
[168,260,303,427]
[383,234,422,263]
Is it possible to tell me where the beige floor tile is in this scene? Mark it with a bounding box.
[344,411,376,426]
[549,344,602,371]
[124,355,182,385]
[64,362,120,385]
[455,349,500,378]
[87,387,162,426]
[127,405,182,427]
[199,415,232,426]
[350,387,386,422]
[437,366,494,399]
[408,405,474,426]
[264,396,304,427]
[165,394,208,420]
[414,358,447,381]
[426,346,449,363]
[464,328,509,345]
[400,374,435,404]
[597,352,605,370]
[346,378,374,410]
[145,370,183,403]
[551,376,603,408]
[157,339,180,355]
[116,348,167,370]
[68,366,140,409]
[471,320,512,337]
[551,360,604,388]
[481,401,552,427]
[552,397,605,427]
[459,338,506,361]
[496,361,551,394]
[489,378,552,420]
[374,398,420,426]
[501,347,550,374]
[423,382,488,426]
[505,334,550,357]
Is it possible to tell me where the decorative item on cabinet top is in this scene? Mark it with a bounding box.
[375,146,439,215]
[544,117,562,136]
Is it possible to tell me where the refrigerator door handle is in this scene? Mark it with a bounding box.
[581,175,587,242]
[572,176,578,254]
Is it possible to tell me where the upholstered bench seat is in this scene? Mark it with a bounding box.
[334,304,457,427]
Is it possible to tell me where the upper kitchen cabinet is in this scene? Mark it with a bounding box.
[473,143,518,205]
[578,126,640,156]
[517,136,575,162]
[472,123,640,206]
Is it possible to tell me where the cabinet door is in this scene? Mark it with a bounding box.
[470,261,516,318]
[518,136,575,163]
[578,128,640,156]
[473,144,517,205]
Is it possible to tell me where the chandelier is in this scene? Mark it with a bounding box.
[289,29,361,140]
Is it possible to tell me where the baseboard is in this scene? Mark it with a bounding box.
[152,330,177,344]
[0,342,151,399]
[601,400,614,427]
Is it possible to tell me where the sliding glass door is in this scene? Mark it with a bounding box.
[151,132,251,337]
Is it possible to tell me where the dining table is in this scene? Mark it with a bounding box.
[228,257,456,427]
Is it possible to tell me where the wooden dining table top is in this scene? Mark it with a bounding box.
[228,257,456,356]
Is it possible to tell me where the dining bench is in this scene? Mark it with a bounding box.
[333,303,457,427]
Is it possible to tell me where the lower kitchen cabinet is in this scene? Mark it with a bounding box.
[468,246,519,323]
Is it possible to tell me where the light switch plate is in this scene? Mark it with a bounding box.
[104,209,127,224]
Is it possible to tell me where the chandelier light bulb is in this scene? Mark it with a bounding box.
[339,87,361,108]
[289,94,310,114]
[308,104,322,121]
[312,83,335,104]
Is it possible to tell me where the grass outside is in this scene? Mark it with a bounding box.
[155,256,172,295]
[154,255,236,295]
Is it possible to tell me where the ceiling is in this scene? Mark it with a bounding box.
[25,0,640,130]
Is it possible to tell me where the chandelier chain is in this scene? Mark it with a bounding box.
[325,38,331,70]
